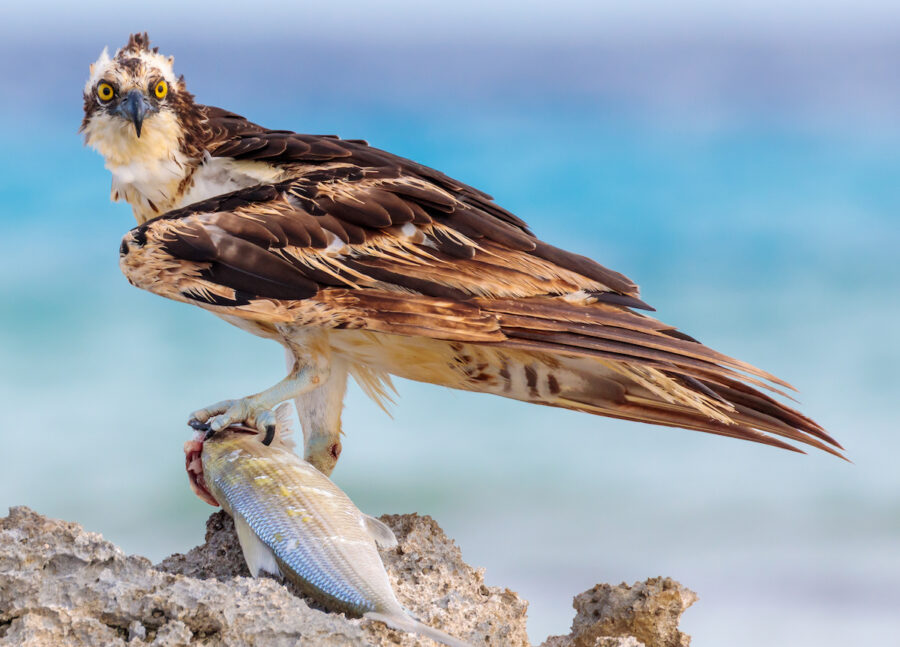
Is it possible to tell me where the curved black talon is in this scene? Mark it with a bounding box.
[261,424,275,446]
[188,418,216,440]
[188,418,210,432]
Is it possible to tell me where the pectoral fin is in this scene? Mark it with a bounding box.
[364,514,398,550]
[233,514,282,578]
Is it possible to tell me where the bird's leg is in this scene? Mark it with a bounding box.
[291,353,349,477]
[190,338,331,446]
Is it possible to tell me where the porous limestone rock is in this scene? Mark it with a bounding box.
[0,506,695,646]
[541,577,698,647]
[158,510,530,646]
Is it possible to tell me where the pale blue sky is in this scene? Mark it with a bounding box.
[7,0,900,40]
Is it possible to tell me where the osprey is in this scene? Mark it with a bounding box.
[82,34,842,475]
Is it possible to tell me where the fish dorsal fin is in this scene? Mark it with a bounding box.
[364,514,398,550]
[272,402,298,452]
[233,514,282,578]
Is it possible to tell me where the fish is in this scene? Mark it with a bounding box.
[184,404,473,647]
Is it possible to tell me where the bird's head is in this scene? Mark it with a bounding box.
[81,33,199,164]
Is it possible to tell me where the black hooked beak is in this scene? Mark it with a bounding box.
[117,90,151,138]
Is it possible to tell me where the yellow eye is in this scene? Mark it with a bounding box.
[97,82,114,102]
[154,80,168,99]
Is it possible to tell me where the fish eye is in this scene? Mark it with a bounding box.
[153,80,168,100]
[97,82,115,102]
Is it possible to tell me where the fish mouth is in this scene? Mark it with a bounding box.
[184,422,260,507]
[185,430,219,507]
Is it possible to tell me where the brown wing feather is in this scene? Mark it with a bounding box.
[197,104,636,295]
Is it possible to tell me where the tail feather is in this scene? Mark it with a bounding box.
[465,296,844,458]
[501,331,790,396]
[697,373,841,448]
[365,611,474,647]
[478,296,795,389]
[552,394,806,454]
[511,350,845,459]
[330,289,844,460]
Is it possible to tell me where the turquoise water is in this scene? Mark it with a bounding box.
[2,12,899,645]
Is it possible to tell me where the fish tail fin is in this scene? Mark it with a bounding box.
[365,611,474,647]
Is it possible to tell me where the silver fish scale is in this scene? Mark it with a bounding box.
[214,475,374,613]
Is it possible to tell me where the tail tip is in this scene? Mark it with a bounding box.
[365,611,475,647]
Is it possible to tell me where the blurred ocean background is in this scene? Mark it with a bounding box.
[1,2,898,644]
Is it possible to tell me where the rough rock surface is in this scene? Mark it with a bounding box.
[540,578,698,647]
[0,506,696,646]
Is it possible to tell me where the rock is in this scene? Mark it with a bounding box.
[541,578,698,647]
[157,510,530,646]
[0,506,695,646]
